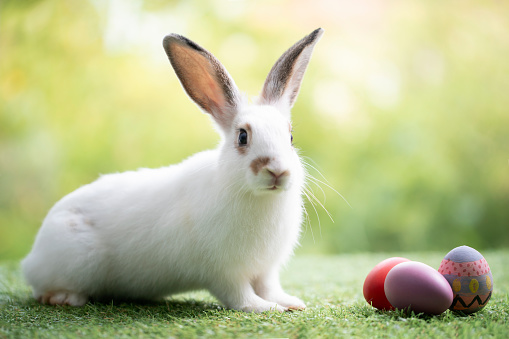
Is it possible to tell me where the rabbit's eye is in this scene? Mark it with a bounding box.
[291,133,293,144]
[238,129,248,146]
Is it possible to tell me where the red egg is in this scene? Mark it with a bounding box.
[363,257,411,310]
[385,261,453,315]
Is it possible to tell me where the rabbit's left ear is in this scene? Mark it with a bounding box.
[163,34,240,132]
[259,28,324,112]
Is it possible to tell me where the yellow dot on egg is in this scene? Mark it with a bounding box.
[469,279,479,293]
[486,276,492,290]
[452,279,462,292]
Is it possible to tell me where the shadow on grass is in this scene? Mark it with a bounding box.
[5,292,228,324]
[100,298,224,315]
[357,305,491,323]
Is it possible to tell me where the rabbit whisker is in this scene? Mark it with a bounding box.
[305,175,328,204]
[302,159,352,209]
[303,182,334,224]
[302,188,320,242]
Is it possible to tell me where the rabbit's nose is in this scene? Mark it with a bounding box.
[267,169,289,180]
[266,168,290,187]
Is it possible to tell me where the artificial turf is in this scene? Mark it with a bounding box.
[1,251,508,338]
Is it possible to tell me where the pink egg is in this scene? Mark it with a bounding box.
[384,261,453,315]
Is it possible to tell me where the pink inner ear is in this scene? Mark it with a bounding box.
[171,44,225,112]
[205,79,226,111]
[170,43,233,130]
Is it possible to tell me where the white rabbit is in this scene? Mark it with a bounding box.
[21,28,324,313]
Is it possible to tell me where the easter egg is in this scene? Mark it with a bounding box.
[438,245,493,314]
[384,261,453,315]
[363,257,411,310]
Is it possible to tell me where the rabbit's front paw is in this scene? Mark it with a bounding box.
[271,293,306,311]
[240,300,287,313]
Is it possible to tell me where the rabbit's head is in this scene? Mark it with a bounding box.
[163,29,323,194]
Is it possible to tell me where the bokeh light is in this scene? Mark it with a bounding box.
[1,0,508,260]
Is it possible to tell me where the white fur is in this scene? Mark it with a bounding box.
[22,29,323,312]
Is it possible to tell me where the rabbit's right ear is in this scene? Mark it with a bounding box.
[259,28,324,114]
[163,34,240,131]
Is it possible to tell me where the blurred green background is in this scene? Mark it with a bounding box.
[1,0,508,260]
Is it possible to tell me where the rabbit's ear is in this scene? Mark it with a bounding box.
[259,28,324,111]
[163,34,240,131]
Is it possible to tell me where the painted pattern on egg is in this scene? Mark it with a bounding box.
[438,246,493,314]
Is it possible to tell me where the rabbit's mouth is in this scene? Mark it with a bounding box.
[266,182,288,192]
[255,183,286,193]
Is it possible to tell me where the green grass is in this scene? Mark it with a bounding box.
[1,251,508,338]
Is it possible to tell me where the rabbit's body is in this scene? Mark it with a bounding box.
[22,29,323,312]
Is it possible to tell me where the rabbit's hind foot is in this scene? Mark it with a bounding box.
[37,290,88,306]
